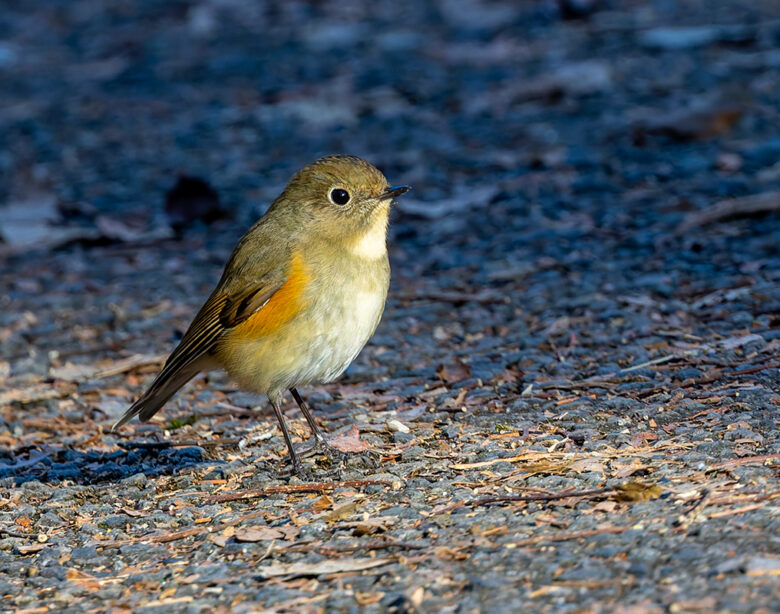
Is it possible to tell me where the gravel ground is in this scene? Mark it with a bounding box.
[1,1,779,612]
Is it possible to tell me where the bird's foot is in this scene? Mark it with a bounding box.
[313,438,351,464]
[289,458,315,481]
[312,438,380,470]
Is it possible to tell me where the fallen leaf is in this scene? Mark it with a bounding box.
[49,363,99,382]
[278,525,301,540]
[320,500,361,523]
[569,458,605,474]
[233,526,285,542]
[437,361,471,384]
[207,534,229,547]
[17,543,47,555]
[592,501,618,513]
[66,568,101,591]
[746,557,780,576]
[348,518,392,536]
[328,425,369,453]
[629,431,658,447]
[614,458,649,478]
[255,557,391,578]
[311,494,334,512]
[120,508,149,518]
[612,481,664,502]
[669,596,718,613]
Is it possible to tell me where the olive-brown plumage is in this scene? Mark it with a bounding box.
[113,155,410,475]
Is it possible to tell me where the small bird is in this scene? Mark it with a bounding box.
[113,155,410,476]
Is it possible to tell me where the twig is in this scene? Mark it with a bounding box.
[257,540,275,563]
[205,480,393,503]
[0,527,38,539]
[95,353,167,378]
[504,526,631,548]
[708,454,780,471]
[95,510,269,548]
[620,355,678,373]
[721,360,780,377]
[452,453,571,470]
[0,386,68,406]
[678,191,780,233]
[118,438,241,451]
[284,537,425,555]
[708,502,773,519]
[707,491,780,506]
[437,487,612,515]
[148,526,207,544]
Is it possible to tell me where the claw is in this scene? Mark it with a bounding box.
[314,438,351,463]
[312,438,380,470]
[290,458,315,481]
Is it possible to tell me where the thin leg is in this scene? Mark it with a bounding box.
[290,387,327,442]
[289,387,377,468]
[270,399,310,479]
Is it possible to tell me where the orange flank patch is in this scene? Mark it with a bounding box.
[231,251,310,339]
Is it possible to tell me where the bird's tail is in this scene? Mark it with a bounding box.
[112,364,200,431]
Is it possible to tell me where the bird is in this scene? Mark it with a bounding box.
[112,155,411,477]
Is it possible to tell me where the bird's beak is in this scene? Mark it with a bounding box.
[379,185,412,201]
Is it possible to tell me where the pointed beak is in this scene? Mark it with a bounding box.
[379,185,412,201]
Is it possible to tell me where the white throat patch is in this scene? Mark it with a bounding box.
[351,215,388,260]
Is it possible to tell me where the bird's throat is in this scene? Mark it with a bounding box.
[350,213,388,260]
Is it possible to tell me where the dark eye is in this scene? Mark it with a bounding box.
[329,188,350,205]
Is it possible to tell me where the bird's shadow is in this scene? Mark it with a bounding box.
[0,443,212,486]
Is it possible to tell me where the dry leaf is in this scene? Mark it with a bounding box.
[311,494,334,512]
[233,526,285,542]
[569,458,605,474]
[437,361,471,384]
[17,543,47,555]
[746,557,780,577]
[121,508,149,518]
[66,568,101,591]
[614,458,648,479]
[278,525,300,540]
[328,425,369,453]
[256,557,391,578]
[344,518,393,536]
[320,500,360,523]
[593,501,618,513]
[49,363,99,382]
[629,432,658,447]
[207,534,229,547]
[612,481,664,502]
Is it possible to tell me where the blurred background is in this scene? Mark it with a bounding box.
[1,0,779,382]
[2,0,778,240]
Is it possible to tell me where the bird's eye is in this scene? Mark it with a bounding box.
[329,188,350,205]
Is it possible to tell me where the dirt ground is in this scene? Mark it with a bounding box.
[1,1,779,612]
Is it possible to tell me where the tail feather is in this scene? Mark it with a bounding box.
[112,365,199,431]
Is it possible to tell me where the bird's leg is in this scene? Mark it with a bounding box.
[289,387,350,463]
[270,399,311,480]
[289,388,379,469]
[290,388,328,442]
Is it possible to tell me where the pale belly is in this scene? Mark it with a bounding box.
[220,262,389,396]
